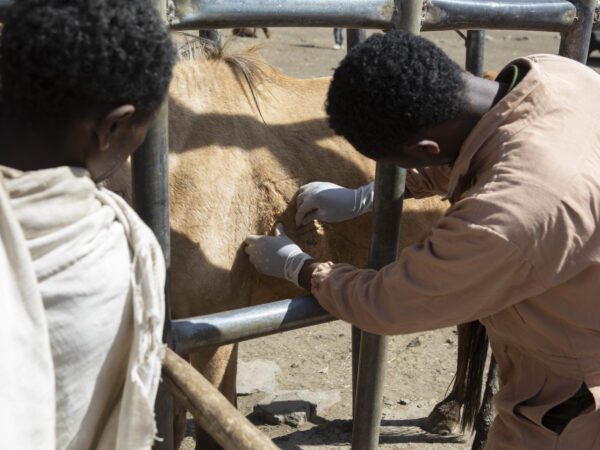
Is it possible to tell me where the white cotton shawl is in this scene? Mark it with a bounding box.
[0,165,165,450]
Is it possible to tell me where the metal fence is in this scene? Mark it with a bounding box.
[0,0,594,448]
[147,2,593,449]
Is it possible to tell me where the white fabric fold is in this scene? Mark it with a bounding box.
[0,172,56,450]
[0,165,165,450]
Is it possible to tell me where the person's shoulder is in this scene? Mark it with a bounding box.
[502,53,582,71]
[447,175,551,235]
[522,53,592,73]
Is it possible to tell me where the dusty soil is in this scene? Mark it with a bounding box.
[180,27,582,449]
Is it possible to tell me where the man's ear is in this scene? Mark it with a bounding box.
[414,139,440,155]
[96,105,136,152]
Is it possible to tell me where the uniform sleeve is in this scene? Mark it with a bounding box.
[311,214,546,335]
[406,165,452,199]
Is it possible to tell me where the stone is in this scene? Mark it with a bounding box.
[407,337,422,348]
[253,389,341,428]
[237,359,281,395]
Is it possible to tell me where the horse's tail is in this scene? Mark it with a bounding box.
[453,320,489,431]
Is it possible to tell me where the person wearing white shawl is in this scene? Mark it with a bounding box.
[0,1,176,448]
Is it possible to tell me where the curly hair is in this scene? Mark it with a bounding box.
[0,0,176,134]
[326,30,465,159]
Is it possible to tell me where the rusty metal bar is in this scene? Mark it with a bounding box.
[172,296,333,354]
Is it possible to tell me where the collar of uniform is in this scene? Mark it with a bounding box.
[446,56,546,200]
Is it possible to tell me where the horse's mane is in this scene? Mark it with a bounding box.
[173,31,270,121]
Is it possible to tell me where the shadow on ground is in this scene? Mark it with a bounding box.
[243,414,466,449]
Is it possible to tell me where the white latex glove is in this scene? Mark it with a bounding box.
[244,223,313,287]
[295,181,374,226]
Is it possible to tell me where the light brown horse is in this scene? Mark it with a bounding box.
[107,36,449,448]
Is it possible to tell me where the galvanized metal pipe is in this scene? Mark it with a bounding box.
[167,0,583,31]
[351,165,407,450]
[169,0,395,29]
[345,27,368,424]
[131,2,173,449]
[347,28,367,49]
[132,102,172,344]
[351,3,420,449]
[421,0,577,31]
[133,112,174,445]
[172,296,334,354]
[2,0,600,31]
[465,30,485,77]
[559,0,596,62]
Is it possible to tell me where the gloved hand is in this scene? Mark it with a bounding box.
[244,223,313,287]
[295,181,374,226]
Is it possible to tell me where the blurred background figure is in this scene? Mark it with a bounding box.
[232,27,271,38]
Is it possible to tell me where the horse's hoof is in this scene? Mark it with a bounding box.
[423,399,460,435]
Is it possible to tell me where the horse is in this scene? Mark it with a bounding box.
[106,36,457,448]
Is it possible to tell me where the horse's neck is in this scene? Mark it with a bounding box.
[170,58,330,120]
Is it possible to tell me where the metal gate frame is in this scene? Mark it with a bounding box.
[0,0,592,448]
[137,1,596,449]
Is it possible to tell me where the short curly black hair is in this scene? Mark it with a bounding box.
[0,0,176,133]
[326,30,465,159]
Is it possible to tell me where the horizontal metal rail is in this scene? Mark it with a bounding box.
[421,0,577,31]
[169,0,394,29]
[167,0,592,32]
[172,295,334,354]
[0,0,597,31]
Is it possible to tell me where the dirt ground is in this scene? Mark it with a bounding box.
[180,27,585,449]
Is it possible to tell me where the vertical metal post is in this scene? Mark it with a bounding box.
[559,0,595,62]
[131,1,173,449]
[351,167,406,450]
[465,30,485,77]
[347,28,367,51]
[351,1,422,449]
[346,27,368,422]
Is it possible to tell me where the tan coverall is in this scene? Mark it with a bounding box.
[312,54,600,449]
